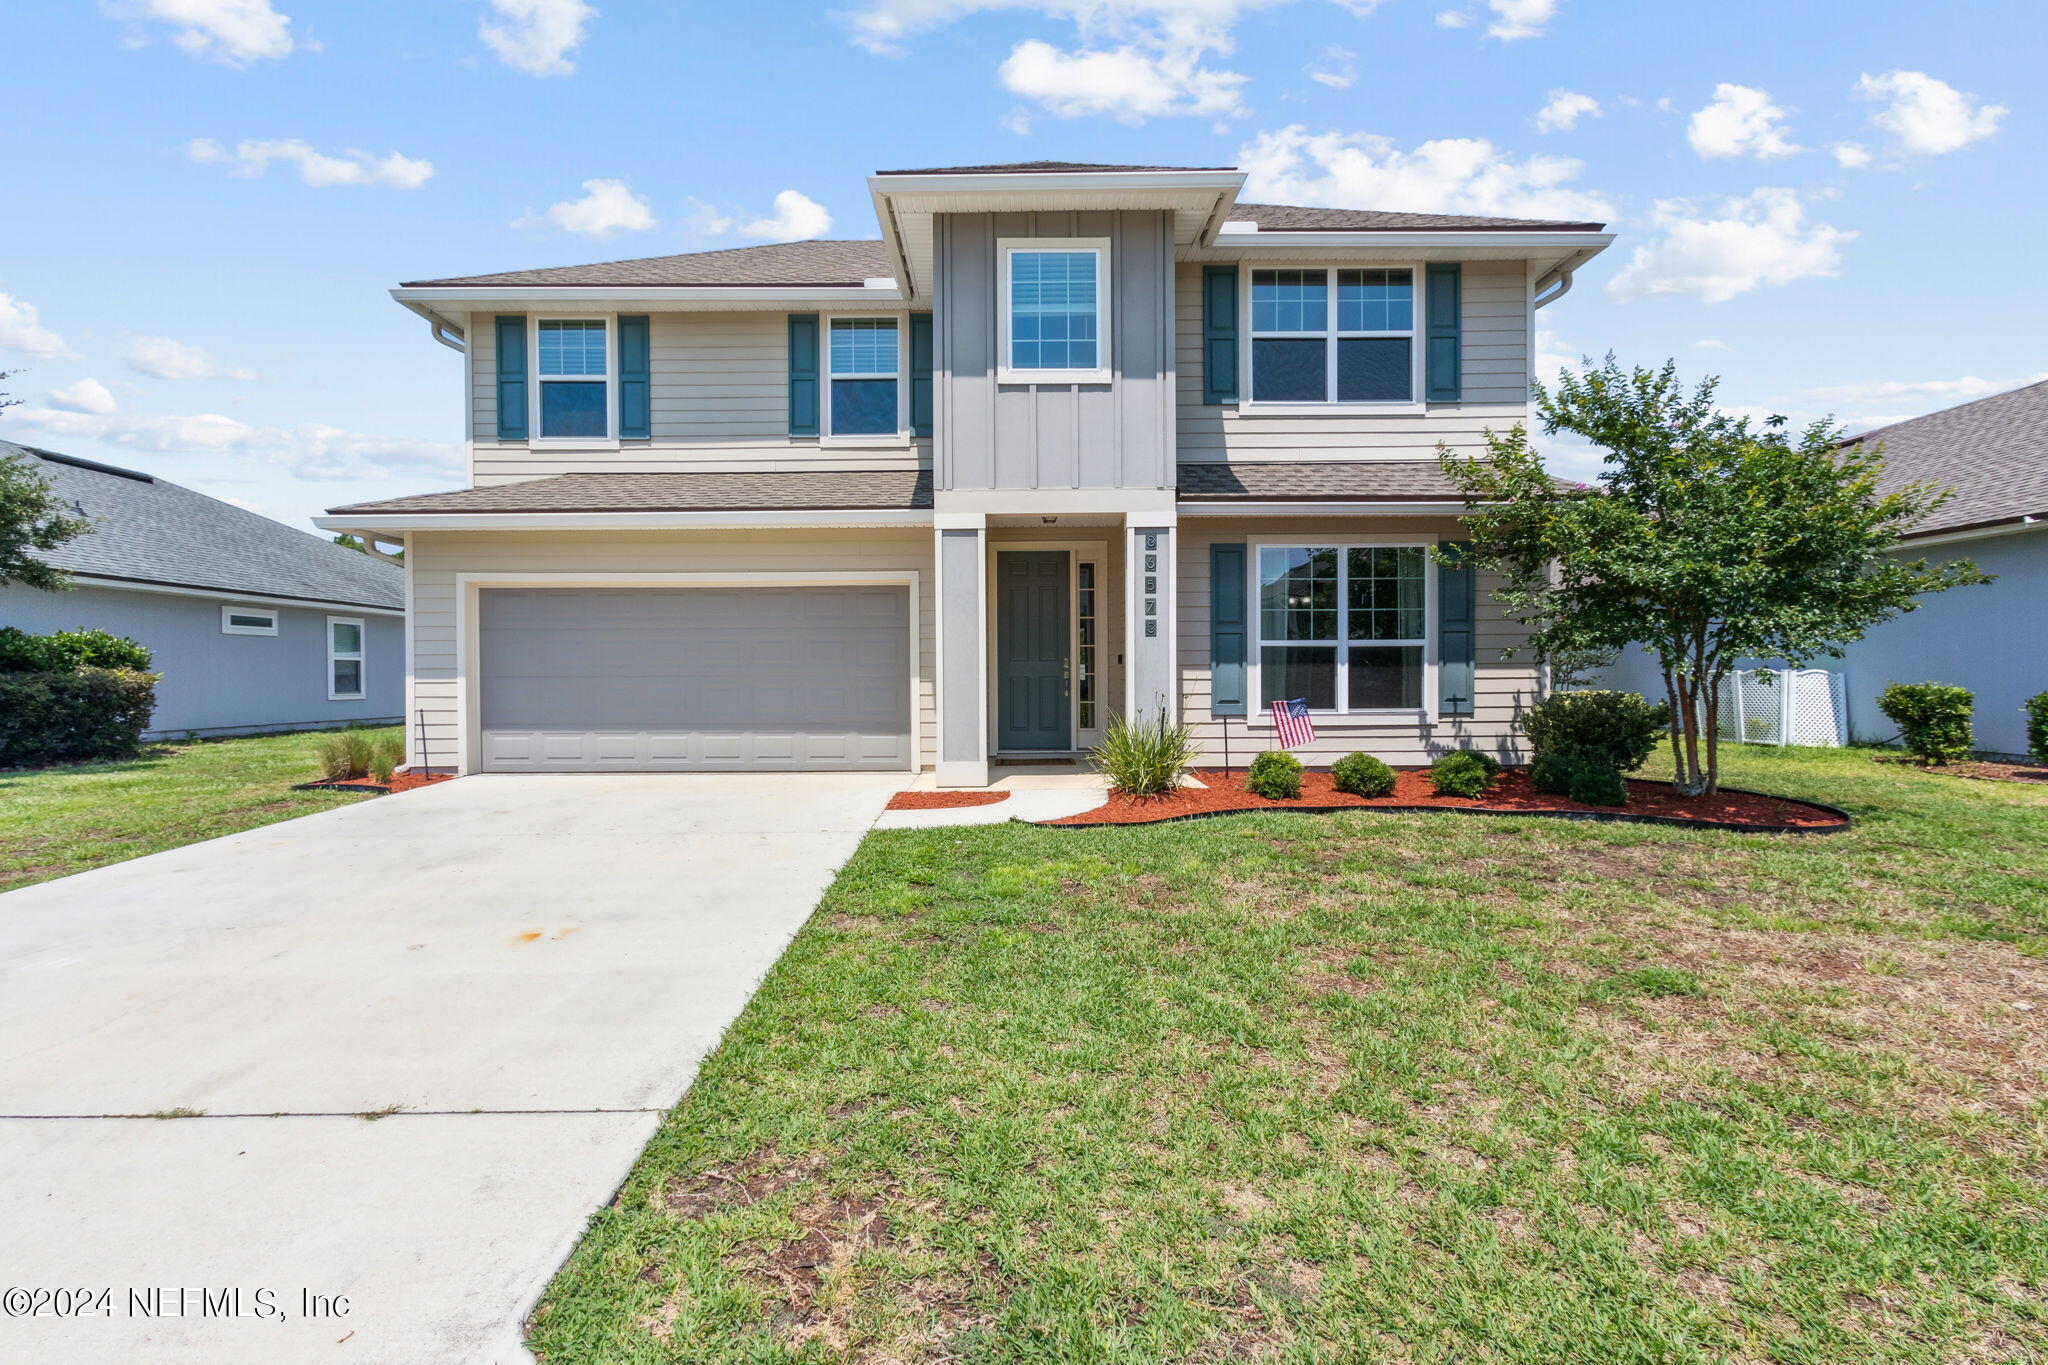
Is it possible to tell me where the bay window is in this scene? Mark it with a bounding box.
[1248,267,1417,405]
[1254,544,1428,714]
[998,239,1110,383]
[535,318,610,439]
[826,316,902,437]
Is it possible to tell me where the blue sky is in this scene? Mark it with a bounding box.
[3,0,2039,530]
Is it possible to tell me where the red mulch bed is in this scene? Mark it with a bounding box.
[299,771,458,794]
[886,790,1011,811]
[1042,767,1845,830]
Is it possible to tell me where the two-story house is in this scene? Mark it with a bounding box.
[318,161,1612,785]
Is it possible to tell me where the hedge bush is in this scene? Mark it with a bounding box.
[1877,681,1975,765]
[1245,749,1304,800]
[1330,751,1397,797]
[2026,691,2048,764]
[1520,689,1669,772]
[0,625,152,673]
[1530,753,1630,807]
[0,668,159,767]
[1430,751,1496,798]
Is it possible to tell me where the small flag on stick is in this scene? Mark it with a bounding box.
[1271,697,1316,750]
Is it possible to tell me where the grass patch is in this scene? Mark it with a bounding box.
[0,727,401,892]
[531,742,2048,1363]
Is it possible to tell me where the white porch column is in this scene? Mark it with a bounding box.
[934,513,990,787]
[1123,515,1178,726]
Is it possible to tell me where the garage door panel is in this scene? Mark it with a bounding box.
[478,587,912,772]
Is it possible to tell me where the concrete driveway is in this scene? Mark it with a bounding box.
[0,773,902,1364]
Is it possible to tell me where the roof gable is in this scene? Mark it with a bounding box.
[1843,379,2048,537]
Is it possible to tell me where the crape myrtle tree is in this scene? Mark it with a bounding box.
[1,371,94,589]
[1438,357,1990,796]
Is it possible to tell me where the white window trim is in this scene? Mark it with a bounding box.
[1244,536,1438,725]
[221,604,279,636]
[528,314,621,448]
[820,312,911,446]
[327,616,366,701]
[1240,265,1425,415]
[996,237,1112,385]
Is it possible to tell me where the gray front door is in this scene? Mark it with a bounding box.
[997,551,1071,750]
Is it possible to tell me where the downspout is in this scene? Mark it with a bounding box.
[426,316,466,352]
[1533,264,1576,309]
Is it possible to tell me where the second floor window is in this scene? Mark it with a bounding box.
[1249,268,1416,405]
[537,318,610,439]
[999,240,1110,382]
[827,317,900,437]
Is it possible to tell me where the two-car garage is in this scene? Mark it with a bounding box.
[475,585,913,772]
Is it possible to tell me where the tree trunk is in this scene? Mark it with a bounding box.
[1703,673,1724,795]
[1660,669,1687,789]
[1674,672,1709,796]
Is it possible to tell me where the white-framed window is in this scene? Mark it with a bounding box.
[1251,543,1431,715]
[1245,267,1420,407]
[997,238,1111,384]
[327,616,365,701]
[221,605,278,636]
[824,315,904,439]
[532,316,613,441]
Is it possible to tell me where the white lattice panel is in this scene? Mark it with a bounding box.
[1717,669,1846,747]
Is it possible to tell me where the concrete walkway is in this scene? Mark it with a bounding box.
[0,773,902,1364]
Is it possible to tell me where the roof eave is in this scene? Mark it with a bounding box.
[314,508,936,532]
[392,284,904,310]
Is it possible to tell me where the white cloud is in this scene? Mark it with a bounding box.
[10,407,460,483]
[105,0,294,66]
[999,37,1247,119]
[1486,0,1557,40]
[526,178,654,238]
[48,378,119,415]
[1305,45,1356,89]
[1000,107,1033,135]
[1855,70,2005,156]
[0,293,72,360]
[126,335,258,381]
[1831,142,1872,168]
[1607,188,1852,304]
[1240,125,1615,223]
[186,138,434,189]
[1686,83,1799,160]
[479,0,595,77]
[1696,338,1729,351]
[1533,89,1599,133]
[1803,373,2048,407]
[739,191,832,243]
[1434,9,1471,26]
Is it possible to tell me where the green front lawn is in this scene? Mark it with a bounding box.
[533,744,2048,1364]
[0,727,400,892]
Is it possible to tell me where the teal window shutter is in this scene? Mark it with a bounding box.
[1202,265,1239,404]
[909,313,934,438]
[1438,540,1476,717]
[787,313,820,437]
[494,315,527,441]
[617,315,650,439]
[1210,542,1248,715]
[1425,262,1462,402]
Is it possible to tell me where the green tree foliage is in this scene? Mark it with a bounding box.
[0,435,93,592]
[1440,357,1991,794]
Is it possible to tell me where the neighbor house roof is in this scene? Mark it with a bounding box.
[1843,379,2048,538]
[327,470,935,515]
[3,440,404,610]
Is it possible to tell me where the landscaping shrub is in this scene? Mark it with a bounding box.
[1089,711,1197,796]
[1530,753,1629,806]
[370,736,402,785]
[1463,749,1503,779]
[1245,750,1304,800]
[2027,690,2048,764]
[1429,751,1495,798]
[1330,751,1397,798]
[1877,681,1975,765]
[0,668,158,767]
[1520,689,1669,772]
[0,626,152,673]
[317,731,378,782]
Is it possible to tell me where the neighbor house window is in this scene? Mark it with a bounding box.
[999,240,1110,381]
[1248,268,1416,404]
[535,318,610,439]
[221,605,278,636]
[327,617,365,701]
[826,317,901,437]
[1253,545,1427,713]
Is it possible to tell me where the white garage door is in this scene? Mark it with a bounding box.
[478,587,912,772]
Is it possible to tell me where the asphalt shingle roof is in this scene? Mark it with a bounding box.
[1176,461,1487,501]
[327,470,934,515]
[1844,379,2048,537]
[1227,202,1606,232]
[3,441,403,610]
[403,240,894,289]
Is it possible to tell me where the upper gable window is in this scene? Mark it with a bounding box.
[1248,268,1418,406]
[826,317,902,438]
[535,318,611,439]
[998,239,1111,384]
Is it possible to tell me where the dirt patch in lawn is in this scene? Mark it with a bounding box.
[885,790,1011,811]
[1878,757,2048,786]
[295,771,457,794]
[1043,768,1845,831]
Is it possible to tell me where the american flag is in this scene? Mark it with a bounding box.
[1271,698,1316,750]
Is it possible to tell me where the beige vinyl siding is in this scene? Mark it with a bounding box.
[467,311,929,486]
[405,527,937,772]
[1174,260,1532,464]
[1177,517,1543,766]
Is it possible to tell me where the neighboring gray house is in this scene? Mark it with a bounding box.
[1602,380,2047,757]
[2,441,405,738]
